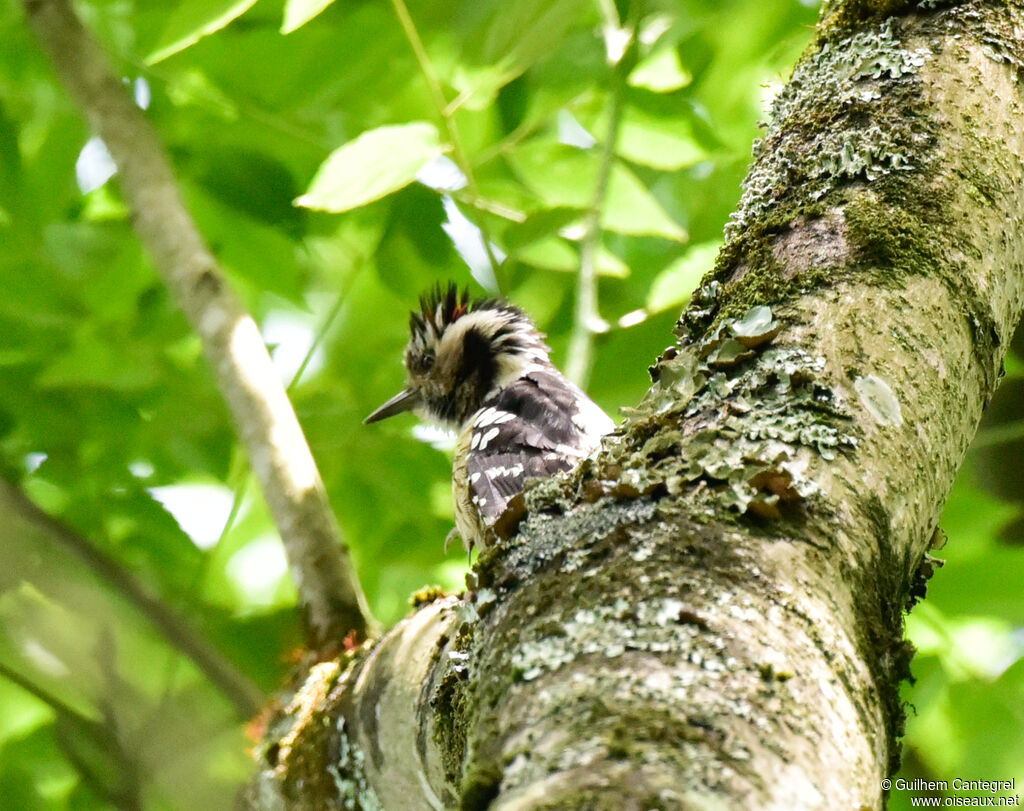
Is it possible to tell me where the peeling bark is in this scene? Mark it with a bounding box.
[247,2,1024,809]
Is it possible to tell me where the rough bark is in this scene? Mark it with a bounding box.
[21,0,376,649]
[242,2,1024,809]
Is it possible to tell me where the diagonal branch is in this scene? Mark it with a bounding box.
[0,479,264,718]
[20,0,377,649]
[0,660,144,811]
[565,9,633,387]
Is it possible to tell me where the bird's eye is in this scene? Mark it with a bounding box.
[419,351,435,373]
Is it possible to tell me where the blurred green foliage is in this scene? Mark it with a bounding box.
[0,0,1020,807]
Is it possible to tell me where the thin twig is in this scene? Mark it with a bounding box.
[21,0,377,650]
[0,661,143,810]
[286,290,349,392]
[565,15,633,386]
[388,0,503,287]
[969,418,1024,450]
[450,188,527,223]
[0,659,93,723]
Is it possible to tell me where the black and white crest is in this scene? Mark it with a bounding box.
[409,283,471,351]
[401,283,554,427]
[407,282,520,353]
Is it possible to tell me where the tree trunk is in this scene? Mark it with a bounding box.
[243,2,1024,809]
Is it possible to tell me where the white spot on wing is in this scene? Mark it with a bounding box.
[478,426,500,449]
[484,463,525,479]
[475,407,517,428]
[475,407,501,427]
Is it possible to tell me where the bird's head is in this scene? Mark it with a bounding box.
[365,282,550,429]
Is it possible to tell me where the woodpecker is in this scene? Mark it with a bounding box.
[365,283,614,554]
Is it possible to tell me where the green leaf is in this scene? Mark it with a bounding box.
[647,241,721,313]
[512,236,629,277]
[514,235,578,272]
[35,326,161,392]
[146,0,260,64]
[184,182,308,305]
[506,140,687,241]
[281,0,336,34]
[165,68,240,120]
[629,46,693,93]
[295,123,442,213]
[594,246,630,278]
[0,725,81,809]
[454,0,599,108]
[616,103,710,171]
[575,94,711,171]
[503,207,584,251]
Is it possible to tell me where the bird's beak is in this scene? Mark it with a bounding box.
[364,388,421,424]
